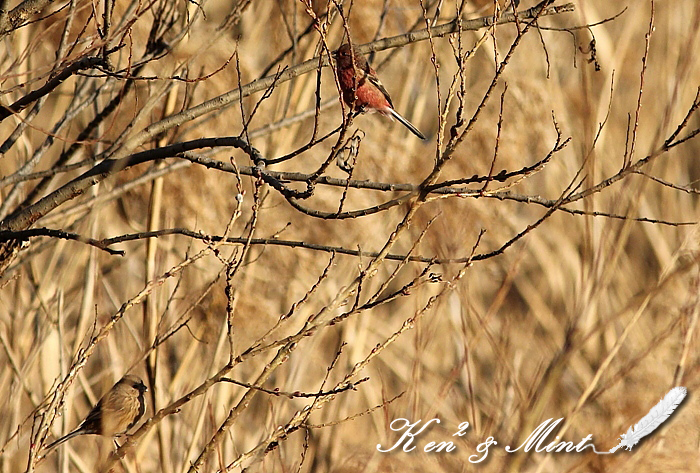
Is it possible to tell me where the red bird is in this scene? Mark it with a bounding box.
[334,43,426,140]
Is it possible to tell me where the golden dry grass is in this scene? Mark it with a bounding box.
[1,0,700,472]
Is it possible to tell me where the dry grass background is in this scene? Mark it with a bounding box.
[1,0,700,472]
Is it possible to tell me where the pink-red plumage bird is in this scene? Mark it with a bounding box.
[334,43,426,140]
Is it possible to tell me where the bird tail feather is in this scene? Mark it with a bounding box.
[44,429,84,452]
[387,108,426,140]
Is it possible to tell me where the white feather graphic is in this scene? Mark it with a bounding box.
[609,386,687,453]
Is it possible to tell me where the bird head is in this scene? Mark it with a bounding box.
[334,43,360,69]
[121,374,148,394]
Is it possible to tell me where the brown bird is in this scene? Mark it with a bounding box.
[334,43,426,140]
[45,374,148,451]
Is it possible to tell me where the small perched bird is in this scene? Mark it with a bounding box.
[334,43,426,140]
[45,374,148,451]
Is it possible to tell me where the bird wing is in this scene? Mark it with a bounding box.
[366,66,394,109]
